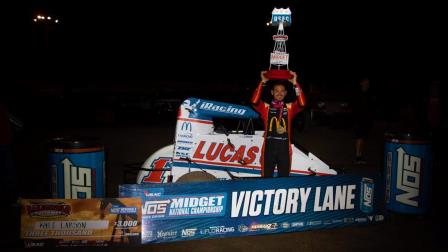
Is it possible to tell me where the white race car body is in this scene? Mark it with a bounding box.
[137,98,337,184]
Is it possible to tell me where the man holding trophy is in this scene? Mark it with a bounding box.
[251,8,306,178]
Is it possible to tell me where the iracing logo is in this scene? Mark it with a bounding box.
[395,147,421,207]
[62,158,92,199]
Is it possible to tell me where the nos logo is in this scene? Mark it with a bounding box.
[142,157,172,183]
[62,158,92,199]
[395,147,422,207]
[143,200,170,216]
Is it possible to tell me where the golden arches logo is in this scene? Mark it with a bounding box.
[268,117,286,132]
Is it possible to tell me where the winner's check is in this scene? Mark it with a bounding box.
[20,198,141,247]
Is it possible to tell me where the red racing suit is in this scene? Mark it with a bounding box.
[251,81,306,177]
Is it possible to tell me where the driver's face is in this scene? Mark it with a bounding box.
[271,84,287,101]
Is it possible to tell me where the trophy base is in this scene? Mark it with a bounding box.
[264,69,293,80]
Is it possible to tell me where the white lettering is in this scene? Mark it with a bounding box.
[396,147,420,207]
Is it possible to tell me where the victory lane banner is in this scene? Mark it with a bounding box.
[119,175,384,243]
[20,198,141,247]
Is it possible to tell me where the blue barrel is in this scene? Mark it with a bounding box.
[384,132,432,214]
[48,137,105,199]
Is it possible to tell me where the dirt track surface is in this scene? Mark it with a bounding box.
[9,121,445,251]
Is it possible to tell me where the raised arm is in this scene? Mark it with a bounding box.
[251,71,269,119]
[289,71,306,116]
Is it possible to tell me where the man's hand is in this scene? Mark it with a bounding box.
[261,71,269,83]
[289,70,298,84]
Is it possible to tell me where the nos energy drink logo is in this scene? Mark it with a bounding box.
[142,193,227,219]
[395,147,422,207]
[61,158,93,199]
[360,178,374,213]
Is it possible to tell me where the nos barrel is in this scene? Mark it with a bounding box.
[48,137,105,199]
[384,132,432,214]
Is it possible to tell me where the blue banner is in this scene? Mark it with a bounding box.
[119,175,385,243]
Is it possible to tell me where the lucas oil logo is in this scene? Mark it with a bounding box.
[61,158,93,199]
[394,147,421,207]
[142,193,227,219]
[193,141,259,164]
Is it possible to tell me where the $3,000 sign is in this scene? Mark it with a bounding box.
[20,198,141,247]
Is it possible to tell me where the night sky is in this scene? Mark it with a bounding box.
[6,0,446,90]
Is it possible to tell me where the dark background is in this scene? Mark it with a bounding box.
[2,0,446,128]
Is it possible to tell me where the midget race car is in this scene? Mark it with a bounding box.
[136,98,337,184]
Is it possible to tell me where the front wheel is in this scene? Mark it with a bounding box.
[176,171,218,183]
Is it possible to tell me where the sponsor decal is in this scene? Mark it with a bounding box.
[110,206,137,215]
[395,147,421,207]
[157,230,177,239]
[386,152,392,203]
[62,158,93,199]
[200,226,235,235]
[181,228,197,238]
[272,14,291,24]
[250,223,278,231]
[175,152,189,157]
[142,193,227,219]
[375,215,384,222]
[177,140,193,144]
[360,177,374,213]
[143,230,153,239]
[178,133,193,139]
[182,99,201,112]
[177,146,191,151]
[143,188,164,197]
[193,141,259,165]
[268,117,287,132]
[26,202,71,218]
[307,220,322,226]
[199,102,246,115]
[332,219,343,224]
[270,52,289,65]
[291,222,305,228]
[238,225,249,233]
[355,217,367,223]
[24,241,45,248]
[180,122,192,132]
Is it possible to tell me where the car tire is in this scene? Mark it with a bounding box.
[176,171,218,183]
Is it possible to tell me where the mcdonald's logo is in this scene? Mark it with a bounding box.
[181,122,192,132]
[269,117,286,132]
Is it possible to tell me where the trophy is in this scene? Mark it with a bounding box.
[265,8,293,80]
